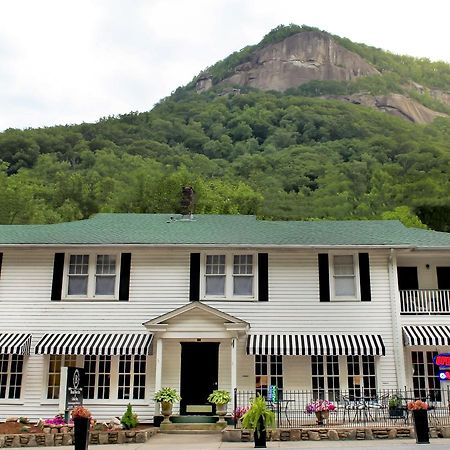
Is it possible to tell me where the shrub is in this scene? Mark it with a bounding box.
[121,404,139,430]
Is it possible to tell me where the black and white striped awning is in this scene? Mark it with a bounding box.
[403,325,450,346]
[35,333,153,356]
[0,333,32,355]
[246,334,385,356]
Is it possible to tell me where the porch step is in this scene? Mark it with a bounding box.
[159,422,227,434]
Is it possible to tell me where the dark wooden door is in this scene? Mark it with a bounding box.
[437,267,450,289]
[180,342,219,415]
[397,267,419,290]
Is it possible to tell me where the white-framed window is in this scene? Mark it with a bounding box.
[330,254,360,301]
[0,354,24,399]
[118,355,146,400]
[255,355,283,399]
[84,355,111,400]
[311,355,340,401]
[347,355,376,400]
[202,253,256,299]
[47,355,77,399]
[411,351,441,401]
[64,253,119,299]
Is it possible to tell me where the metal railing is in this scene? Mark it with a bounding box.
[400,289,450,315]
[234,388,450,428]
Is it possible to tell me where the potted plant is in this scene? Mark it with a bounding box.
[407,400,429,444]
[207,390,231,422]
[388,394,404,418]
[241,395,275,449]
[71,405,91,450]
[154,387,181,424]
[306,399,336,425]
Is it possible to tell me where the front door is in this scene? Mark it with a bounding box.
[180,342,219,415]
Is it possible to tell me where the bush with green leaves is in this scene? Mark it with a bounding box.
[241,394,275,436]
[207,390,231,405]
[121,403,139,429]
[153,387,181,403]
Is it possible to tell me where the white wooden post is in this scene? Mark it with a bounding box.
[155,338,163,415]
[231,337,237,412]
[389,249,407,389]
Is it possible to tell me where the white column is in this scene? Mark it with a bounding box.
[155,338,163,414]
[231,337,237,412]
[389,249,407,389]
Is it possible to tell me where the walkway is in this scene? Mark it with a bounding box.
[21,434,450,450]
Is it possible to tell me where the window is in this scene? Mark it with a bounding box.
[0,354,23,399]
[84,355,111,400]
[47,355,77,399]
[118,355,146,400]
[203,253,255,299]
[255,355,283,399]
[327,254,361,301]
[65,254,118,299]
[412,351,441,401]
[311,356,340,401]
[347,355,376,400]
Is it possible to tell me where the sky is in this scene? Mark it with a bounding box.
[0,0,449,131]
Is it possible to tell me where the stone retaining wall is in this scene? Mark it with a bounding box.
[0,428,158,448]
[223,425,450,442]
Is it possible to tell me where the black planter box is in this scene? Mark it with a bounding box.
[74,417,90,450]
[413,409,430,444]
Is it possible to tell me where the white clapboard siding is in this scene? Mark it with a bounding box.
[0,246,400,420]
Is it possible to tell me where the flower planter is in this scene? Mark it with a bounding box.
[216,403,228,423]
[314,410,329,425]
[253,416,266,449]
[413,409,429,444]
[74,417,90,450]
[161,401,173,424]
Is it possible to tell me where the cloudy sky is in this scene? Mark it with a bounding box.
[0,0,449,131]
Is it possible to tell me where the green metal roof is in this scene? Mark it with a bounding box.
[0,214,449,248]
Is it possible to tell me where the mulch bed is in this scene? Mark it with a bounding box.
[0,422,43,434]
[0,422,154,435]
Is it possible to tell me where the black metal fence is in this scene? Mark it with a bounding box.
[234,388,450,428]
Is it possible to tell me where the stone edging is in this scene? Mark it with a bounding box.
[0,428,158,448]
[223,425,450,442]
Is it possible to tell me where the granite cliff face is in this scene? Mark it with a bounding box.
[196,31,448,123]
[219,31,379,91]
[324,93,447,124]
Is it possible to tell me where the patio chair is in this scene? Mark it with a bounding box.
[341,395,366,423]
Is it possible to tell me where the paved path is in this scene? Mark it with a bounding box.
[22,435,450,450]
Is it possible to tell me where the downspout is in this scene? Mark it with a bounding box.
[388,248,407,389]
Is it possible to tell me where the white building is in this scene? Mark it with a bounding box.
[0,214,449,421]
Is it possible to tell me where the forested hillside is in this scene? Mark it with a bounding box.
[0,26,449,230]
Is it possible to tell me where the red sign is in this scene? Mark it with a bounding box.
[434,354,450,367]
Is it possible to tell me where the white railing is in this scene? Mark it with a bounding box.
[400,289,450,314]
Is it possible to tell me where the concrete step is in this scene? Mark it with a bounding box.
[159,422,227,434]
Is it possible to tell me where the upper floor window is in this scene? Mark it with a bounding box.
[65,254,118,299]
[203,253,255,299]
[330,254,360,301]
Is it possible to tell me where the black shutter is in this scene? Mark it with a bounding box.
[258,253,269,302]
[318,253,330,302]
[359,253,371,302]
[51,253,65,301]
[119,253,132,301]
[189,253,200,301]
[0,252,3,278]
